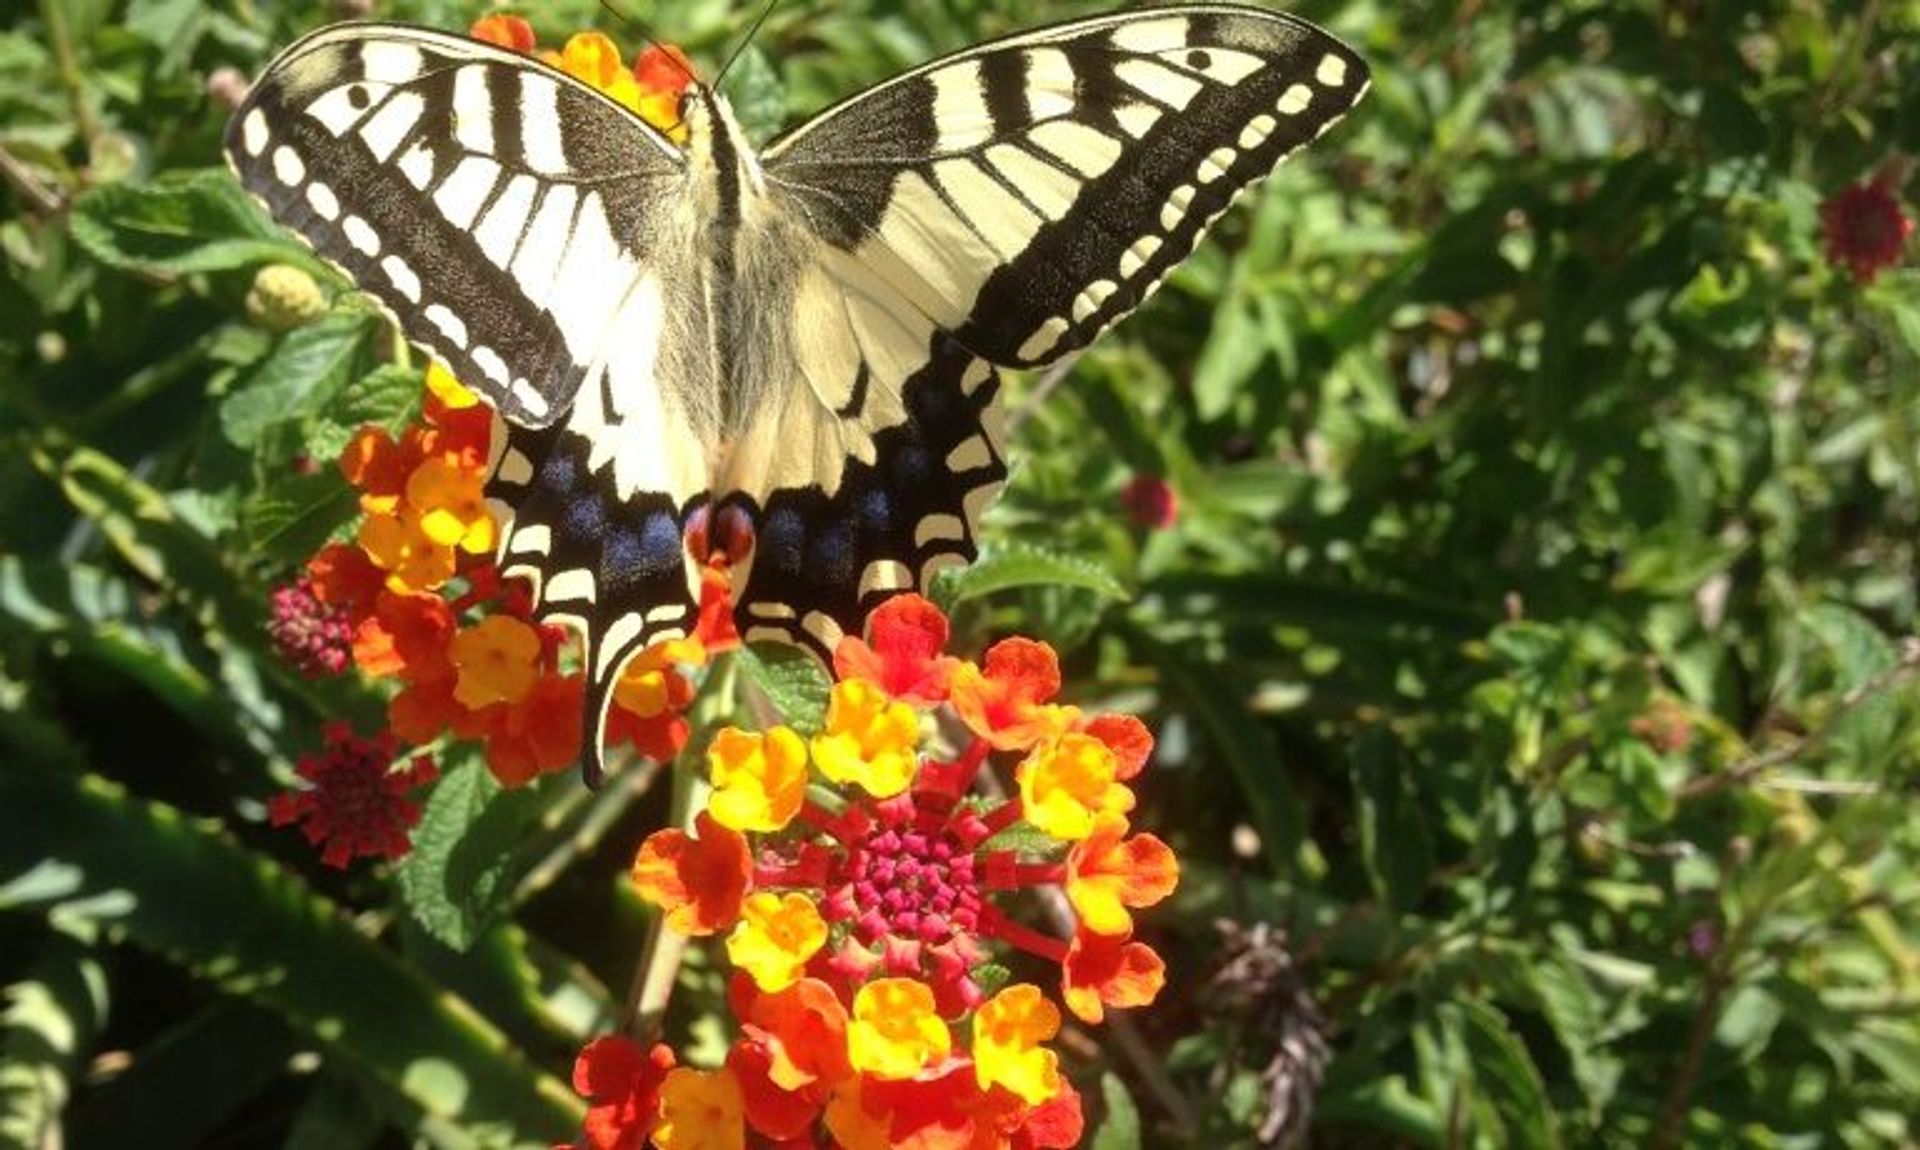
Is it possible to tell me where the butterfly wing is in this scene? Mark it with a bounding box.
[735,6,1367,649]
[226,24,712,783]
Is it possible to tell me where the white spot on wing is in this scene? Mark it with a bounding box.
[398,140,436,189]
[380,255,422,302]
[1179,46,1264,84]
[304,84,384,136]
[1114,102,1161,139]
[914,513,965,548]
[305,181,340,220]
[510,380,549,419]
[471,345,510,387]
[1072,279,1118,323]
[946,435,994,472]
[1277,84,1313,116]
[497,450,535,488]
[1316,54,1349,88]
[241,109,270,156]
[425,303,469,348]
[342,215,380,256]
[546,568,596,604]
[1239,114,1277,150]
[271,146,305,186]
[1120,234,1163,278]
[857,559,914,599]
[1197,146,1237,184]
[1017,316,1069,362]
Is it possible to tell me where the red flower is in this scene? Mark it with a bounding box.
[1119,472,1178,530]
[833,594,958,706]
[1821,177,1913,284]
[267,573,352,677]
[469,13,537,53]
[266,723,438,868]
[573,1034,676,1150]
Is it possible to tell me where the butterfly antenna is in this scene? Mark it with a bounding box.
[714,0,779,89]
[594,0,700,89]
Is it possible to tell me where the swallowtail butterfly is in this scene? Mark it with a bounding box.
[226,5,1368,782]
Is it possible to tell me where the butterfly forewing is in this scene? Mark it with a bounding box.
[225,22,686,427]
[762,4,1370,368]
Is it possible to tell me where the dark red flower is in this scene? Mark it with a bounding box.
[267,573,353,677]
[267,723,438,868]
[1119,473,1178,530]
[1821,178,1912,284]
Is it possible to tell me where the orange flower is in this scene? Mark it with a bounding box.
[632,812,752,936]
[407,455,497,555]
[654,1066,745,1150]
[339,425,412,514]
[950,638,1071,751]
[468,13,536,53]
[1017,733,1134,841]
[1061,930,1166,1025]
[707,727,809,833]
[727,891,828,993]
[1064,813,1178,936]
[810,679,920,798]
[727,1039,823,1143]
[358,508,457,593]
[732,975,853,1091]
[449,614,542,709]
[306,540,384,616]
[476,672,583,787]
[1078,712,1153,781]
[847,979,950,1080]
[972,985,1062,1105]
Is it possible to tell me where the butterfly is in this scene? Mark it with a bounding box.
[225,4,1368,783]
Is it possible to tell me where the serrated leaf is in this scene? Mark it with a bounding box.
[737,644,831,733]
[931,542,1128,610]
[1530,949,1619,1116]
[68,169,314,276]
[397,756,562,953]
[239,468,360,562]
[220,312,378,449]
[306,364,426,462]
[1089,1073,1141,1150]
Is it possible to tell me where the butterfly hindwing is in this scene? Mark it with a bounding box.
[762,4,1370,367]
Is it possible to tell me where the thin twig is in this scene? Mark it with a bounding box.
[1003,352,1083,438]
[0,143,63,215]
[1680,637,1920,801]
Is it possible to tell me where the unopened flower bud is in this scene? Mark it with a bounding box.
[246,264,327,331]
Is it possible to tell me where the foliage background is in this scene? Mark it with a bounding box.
[3,0,1919,1147]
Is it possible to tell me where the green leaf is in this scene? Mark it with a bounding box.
[307,364,426,462]
[931,541,1128,610]
[1451,998,1561,1148]
[66,1002,293,1150]
[68,169,314,277]
[1191,293,1265,420]
[220,312,380,449]
[1088,1073,1141,1150]
[1529,949,1620,1117]
[398,756,567,953]
[1349,725,1434,913]
[0,756,581,1143]
[737,644,832,734]
[239,468,360,562]
[0,929,106,1150]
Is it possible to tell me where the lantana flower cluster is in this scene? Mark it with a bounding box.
[579,595,1177,1149]
[263,18,705,865]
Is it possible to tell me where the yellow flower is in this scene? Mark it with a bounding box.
[423,361,479,409]
[726,891,828,992]
[357,509,455,593]
[654,1065,744,1150]
[406,456,496,555]
[707,726,809,833]
[544,32,647,118]
[847,978,950,1080]
[614,637,706,718]
[1017,732,1135,841]
[972,984,1062,1104]
[810,679,920,798]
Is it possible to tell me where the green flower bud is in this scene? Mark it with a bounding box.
[246,264,327,331]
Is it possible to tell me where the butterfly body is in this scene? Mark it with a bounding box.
[226,6,1368,781]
